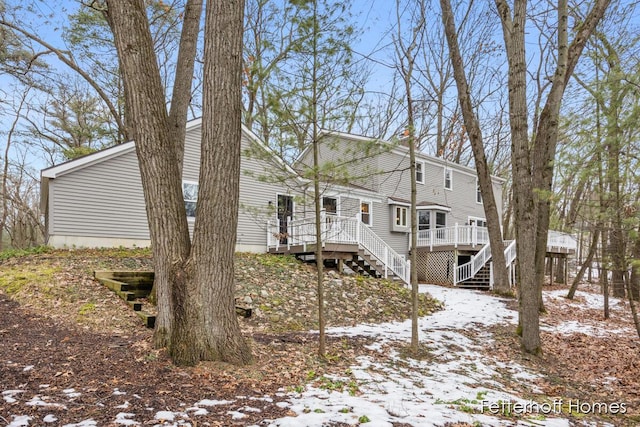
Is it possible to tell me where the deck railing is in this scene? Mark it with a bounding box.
[416,225,577,252]
[267,213,410,284]
[415,224,489,249]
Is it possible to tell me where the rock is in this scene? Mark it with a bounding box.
[260,290,269,298]
[243,296,253,304]
[269,314,280,322]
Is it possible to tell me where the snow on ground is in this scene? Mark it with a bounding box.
[542,290,634,337]
[269,285,574,427]
[3,285,622,427]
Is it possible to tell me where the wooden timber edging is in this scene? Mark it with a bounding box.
[94,271,252,328]
[94,271,156,328]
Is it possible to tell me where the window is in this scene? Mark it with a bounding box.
[469,217,487,227]
[395,206,408,227]
[418,210,430,231]
[360,201,372,225]
[323,197,337,215]
[444,168,452,190]
[183,181,198,218]
[476,179,483,204]
[435,211,446,228]
[415,161,425,184]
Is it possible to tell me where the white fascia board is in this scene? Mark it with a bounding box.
[41,141,136,179]
[416,205,452,212]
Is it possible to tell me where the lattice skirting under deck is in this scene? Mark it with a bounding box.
[416,249,454,285]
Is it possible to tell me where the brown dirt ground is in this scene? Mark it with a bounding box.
[2,249,640,426]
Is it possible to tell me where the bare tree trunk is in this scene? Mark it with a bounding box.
[567,227,600,299]
[107,0,252,365]
[106,0,192,352]
[311,0,326,358]
[602,227,610,319]
[193,0,252,365]
[495,0,610,354]
[630,226,640,301]
[440,0,511,295]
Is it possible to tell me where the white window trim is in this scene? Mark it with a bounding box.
[182,180,198,220]
[444,167,453,190]
[322,195,340,216]
[416,160,425,184]
[468,216,487,227]
[359,199,373,226]
[395,206,408,227]
[475,179,483,204]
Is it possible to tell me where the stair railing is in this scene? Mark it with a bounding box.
[455,240,492,285]
[356,216,410,284]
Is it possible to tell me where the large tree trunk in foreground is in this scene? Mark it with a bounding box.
[440,0,511,295]
[194,0,252,364]
[495,0,610,355]
[105,0,194,354]
[107,0,252,365]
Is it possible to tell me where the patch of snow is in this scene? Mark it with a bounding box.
[276,401,291,408]
[186,406,209,416]
[227,410,247,420]
[542,320,631,337]
[62,420,97,427]
[154,411,175,421]
[115,400,131,409]
[112,388,127,395]
[114,413,140,426]
[240,405,262,412]
[270,285,576,426]
[63,388,82,398]
[25,395,66,409]
[545,289,622,311]
[6,415,32,427]
[2,389,24,403]
[39,384,49,388]
[43,415,58,423]
[22,365,34,372]
[249,395,273,402]
[196,398,235,406]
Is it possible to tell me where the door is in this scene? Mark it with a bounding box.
[277,195,294,244]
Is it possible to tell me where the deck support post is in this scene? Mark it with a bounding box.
[454,223,459,248]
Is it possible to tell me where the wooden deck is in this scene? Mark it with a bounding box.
[268,242,359,259]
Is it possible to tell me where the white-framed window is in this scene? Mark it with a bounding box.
[322,196,338,215]
[415,160,425,184]
[360,201,372,226]
[435,211,447,228]
[395,206,408,227]
[468,216,487,227]
[476,179,483,204]
[444,167,453,190]
[182,181,198,218]
[418,210,430,231]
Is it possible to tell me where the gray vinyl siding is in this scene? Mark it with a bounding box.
[49,149,150,239]
[48,124,295,250]
[182,124,298,249]
[300,135,383,192]
[370,203,410,257]
[237,137,299,249]
[377,151,502,227]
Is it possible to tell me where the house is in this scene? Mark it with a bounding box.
[40,119,378,252]
[41,119,576,288]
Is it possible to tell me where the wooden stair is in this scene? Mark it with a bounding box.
[95,271,252,328]
[344,249,403,282]
[457,263,491,289]
[94,271,156,328]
